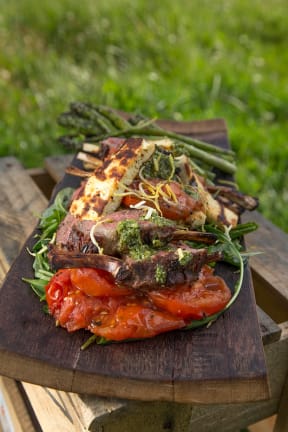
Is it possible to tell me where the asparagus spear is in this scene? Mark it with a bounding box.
[129,113,234,157]
[66,103,233,156]
[57,103,237,174]
[229,222,258,239]
[86,127,237,174]
[69,102,118,134]
[95,104,131,130]
[108,107,235,157]
[57,112,104,135]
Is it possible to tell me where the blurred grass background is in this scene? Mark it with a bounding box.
[0,0,287,231]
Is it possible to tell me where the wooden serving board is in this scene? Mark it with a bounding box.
[0,118,269,404]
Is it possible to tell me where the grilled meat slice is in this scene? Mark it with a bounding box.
[207,185,259,213]
[56,209,142,246]
[48,244,222,291]
[54,218,176,256]
[172,230,217,244]
[54,209,217,256]
[48,249,122,276]
[115,245,222,289]
[55,209,147,255]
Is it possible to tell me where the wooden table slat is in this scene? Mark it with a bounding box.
[0,157,47,282]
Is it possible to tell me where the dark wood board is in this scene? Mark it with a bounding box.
[0,119,269,404]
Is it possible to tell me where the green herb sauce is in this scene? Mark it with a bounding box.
[116,219,153,260]
[155,264,167,285]
[143,212,175,227]
[178,250,192,266]
[142,148,175,180]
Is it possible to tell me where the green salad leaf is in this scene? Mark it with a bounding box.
[23,187,74,303]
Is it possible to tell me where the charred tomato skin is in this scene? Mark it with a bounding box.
[70,268,133,297]
[148,279,231,320]
[45,269,72,314]
[88,304,185,341]
[45,266,231,341]
[148,266,231,319]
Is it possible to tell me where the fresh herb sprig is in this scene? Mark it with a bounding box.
[206,221,259,266]
[185,225,247,330]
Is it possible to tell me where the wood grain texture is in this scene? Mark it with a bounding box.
[273,323,288,432]
[0,377,36,432]
[26,167,56,199]
[0,157,47,283]
[256,307,281,345]
[0,120,269,403]
[242,211,288,324]
[22,382,86,432]
[19,326,288,432]
[44,154,73,184]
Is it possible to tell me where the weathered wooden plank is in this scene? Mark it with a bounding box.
[19,325,288,432]
[273,322,288,432]
[21,382,86,432]
[0,377,36,432]
[73,323,288,431]
[16,308,281,432]
[0,157,47,283]
[243,211,288,323]
[256,306,281,345]
[274,377,288,432]
[185,323,288,432]
[26,167,56,199]
[44,154,73,184]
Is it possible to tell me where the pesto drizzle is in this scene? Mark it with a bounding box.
[141,147,175,180]
[116,219,153,260]
[155,264,167,285]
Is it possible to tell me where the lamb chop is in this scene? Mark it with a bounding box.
[48,243,222,290]
[53,208,217,256]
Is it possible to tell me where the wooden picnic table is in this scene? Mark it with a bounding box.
[0,119,288,431]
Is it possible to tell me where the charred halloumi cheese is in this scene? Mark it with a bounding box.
[70,137,155,221]
[194,174,238,227]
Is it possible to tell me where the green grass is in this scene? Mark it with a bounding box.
[0,0,287,231]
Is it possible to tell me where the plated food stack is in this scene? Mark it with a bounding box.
[25,104,259,345]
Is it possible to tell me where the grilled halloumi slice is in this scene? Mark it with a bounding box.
[70,137,155,221]
[194,174,238,227]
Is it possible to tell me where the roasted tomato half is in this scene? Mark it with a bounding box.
[70,268,133,297]
[45,268,185,340]
[148,266,231,320]
[45,266,231,341]
[88,303,185,341]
